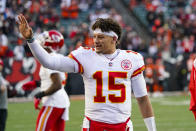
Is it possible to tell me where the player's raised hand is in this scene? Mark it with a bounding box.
[17,14,33,39]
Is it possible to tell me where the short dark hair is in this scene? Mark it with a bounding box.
[91,18,122,41]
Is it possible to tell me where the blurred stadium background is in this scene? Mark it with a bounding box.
[0,0,196,130]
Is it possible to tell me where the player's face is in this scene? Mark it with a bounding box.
[93,33,116,54]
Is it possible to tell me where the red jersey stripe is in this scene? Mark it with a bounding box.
[131,65,145,78]
[68,53,84,74]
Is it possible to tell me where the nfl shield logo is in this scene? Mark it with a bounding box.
[109,62,113,67]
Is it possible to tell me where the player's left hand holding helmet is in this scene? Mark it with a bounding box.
[37,30,64,52]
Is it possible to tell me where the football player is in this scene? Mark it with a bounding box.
[22,30,70,131]
[0,59,8,131]
[189,59,196,120]
[18,14,156,131]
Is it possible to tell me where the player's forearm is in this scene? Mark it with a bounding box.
[136,95,156,131]
[35,82,61,98]
[44,84,61,96]
[136,95,154,118]
[28,39,55,69]
[27,39,75,72]
[34,83,61,98]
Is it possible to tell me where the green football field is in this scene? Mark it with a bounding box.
[5,95,196,131]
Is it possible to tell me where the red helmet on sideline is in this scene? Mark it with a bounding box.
[43,30,64,51]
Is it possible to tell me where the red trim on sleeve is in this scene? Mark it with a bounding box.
[131,65,145,78]
[126,50,138,54]
[68,53,84,74]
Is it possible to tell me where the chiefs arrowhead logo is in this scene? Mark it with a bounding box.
[121,59,132,70]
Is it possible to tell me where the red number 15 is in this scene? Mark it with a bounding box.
[93,71,127,103]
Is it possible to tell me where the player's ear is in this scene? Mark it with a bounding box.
[113,37,119,46]
[113,37,117,42]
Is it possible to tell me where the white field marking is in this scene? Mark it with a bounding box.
[14,124,34,128]
[159,100,190,105]
[148,97,190,106]
[133,122,195,127]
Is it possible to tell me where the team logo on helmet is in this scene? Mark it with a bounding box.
[44,30,64,50]
[121,59,132,70]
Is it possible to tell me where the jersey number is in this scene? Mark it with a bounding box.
[93,71,127,103]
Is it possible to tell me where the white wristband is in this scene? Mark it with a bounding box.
[144,117,156,131]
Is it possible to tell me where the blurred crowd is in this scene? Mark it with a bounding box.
[124,0,196,95]
[0,0,194,97]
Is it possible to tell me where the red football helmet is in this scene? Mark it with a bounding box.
[42,30,64,51]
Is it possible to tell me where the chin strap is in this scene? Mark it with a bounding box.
[144,117,156,131]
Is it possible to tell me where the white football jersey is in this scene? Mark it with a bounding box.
[39,53,70,108]
[69,46,145,123]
